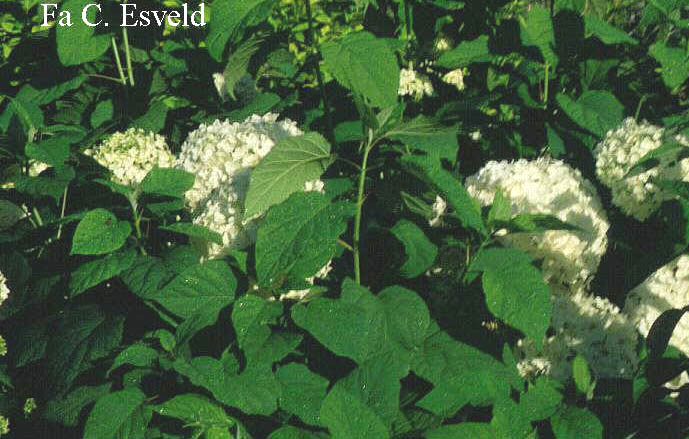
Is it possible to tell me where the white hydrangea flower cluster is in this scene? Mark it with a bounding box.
[624,254,689,356]
[84,128,175,187]
[466,157,610,290]
[442,68,466,91]
[433,36,452,52]
[176,114,302,210]
[398,68,434,100]
[516,289,639,381]
[0,271,10,307]
[594,117,689,221]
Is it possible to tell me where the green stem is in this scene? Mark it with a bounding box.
[353,135,373,285]
[304,0,334,144]
[111,37,127,85]
[403,0,412,41]
[635,95,647,121]
[122,28,135,86]
[56,186,68,240]
[129,196,147,255]
[543,63,549,106]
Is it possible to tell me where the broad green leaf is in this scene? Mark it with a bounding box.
[245,133,332,218]
[487,190,512,225]
[231,295,283,358]
[107,343,159,376]
[482,264,551,347]
[132,101,169,132]
[140,167,195,198]
[556,91,623,137]
[390,220,438,278]
[321,31,400,108]
[71,209,132,255]
[546,124,566,157]
[56,0,112,66]
[501,213,580,234]
[572,355,592,394]
[90,100,114,128]
[46,306,124,393]
[160,223,223,245]
[175,306,224,347]
[412,327,517,416]
[551,406,603,439]
[647,307,689,358]
[155,260,236,319]
[625,140,689,178]
[0,200,25,231]
[83,388,148,439]
[386,116,459,164]
[25,136,70,169]
[649,43,689,89]
[491,397,533,439]
[44,384,112,427]
[16,166,75,201]
[276,363,329,425]
[269,426,330,439]
[320,384,390,439]
[402,155,485,234]
[426,423,495,439]
[255,192,354,288]
[174,357,280,415]
[379,286,431,351]
[69,248,137,296]
[520,377,563,421]
[155,394,235,437]
[520,5,558,68]
[437,36,492,68]
[584,15,638,45]
[224,37,262,100]
[206,0,276,61]
[120,255,174,299]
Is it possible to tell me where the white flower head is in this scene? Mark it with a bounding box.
[624,254,689,356]
[517,288,639,381]
[466,158,610,290]
[428,195,447,228]
[84,128,174,187]
[594,117,689,221]
[0,271,10,307]
[175,113,302,211]
[442,68,466,91]
[398,68,434,100]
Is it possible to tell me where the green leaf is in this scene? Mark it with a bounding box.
[44,384,112,427]
[276,363,329,426]
[501,213,580,234]
[206,0,276,61]
[426,423,495,439]
[647,308,689,358]
[90,100,114,128]
[140,167,195,198]
[320,384,390,439]
[16,166,75,201]
[584,15,638,45]
[572,355,593,394]
[155,394,235,437]
[625,140,689,178]
[321,31,400,108]
[160,223,223,245]
[649,42,689,89]
[46,306,125,393]
[269,426,330,439]
[386,116,459,164]
[232,295,283,358]
[25,136,70,169]
[56,0,112,66]
[71,209,132,255]
[551,406,603,439]
[223,37,262,100]
[402,155,485,234]
[120,255,175,299]
[556,91,624,137]
[255,192,354,287]
[482,264,551,348]
[0,200,25,231]
[379,286,431,350]
[245,133,332,218]
[69,248,137,296]
[155,260,237,319]
[547,124,566,157]
[390,220,437,278]
[520,5,558,67]
[520,377,563,421]
[491,397,533,439]
[437,35,492,68]
[107,343,159,376]
[132,101,169,132]
[487,190,512,225]
[83,388,149,439]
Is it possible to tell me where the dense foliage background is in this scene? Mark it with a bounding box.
[1,0,689,438]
